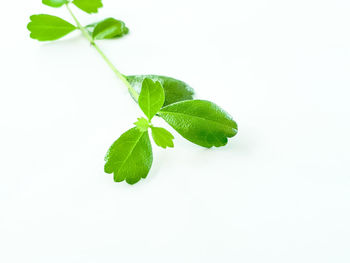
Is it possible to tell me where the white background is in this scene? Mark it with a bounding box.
[0,0,349,262]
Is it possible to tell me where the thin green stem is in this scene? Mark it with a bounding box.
[65,4,139,101]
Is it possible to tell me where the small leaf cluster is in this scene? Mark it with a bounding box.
[105,78,237,184]
[28,0,128,42]
[27,0,238,185]
[104,79,174,184]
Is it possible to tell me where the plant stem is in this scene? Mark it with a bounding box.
[65,4,139,101]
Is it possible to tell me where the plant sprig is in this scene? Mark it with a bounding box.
[27,0,238,185]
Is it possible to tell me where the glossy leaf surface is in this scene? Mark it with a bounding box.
[92,18,129,39]
[72,0,102,14]
[138,78,165,120]
[159,100,238,148]
[104,127,153,185]
[127,75,194,106]
[27,14,76,41]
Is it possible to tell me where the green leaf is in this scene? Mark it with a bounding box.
[42,0,68,8]
[91,18,129,40]
[158,100,238,148]
[126,75,195,106]
[27,14,76,41]
[138,78,165,121]
[72,0,103,14]
[134,117,149,132]
[151,127,174,149]
[104,127,153,185]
